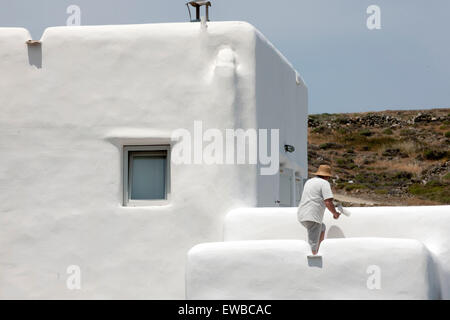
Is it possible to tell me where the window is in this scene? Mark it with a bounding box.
[123,145,170,206]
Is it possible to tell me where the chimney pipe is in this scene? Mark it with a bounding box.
[186,1,212,22]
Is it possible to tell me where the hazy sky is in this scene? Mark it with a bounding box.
[1,0,449,114]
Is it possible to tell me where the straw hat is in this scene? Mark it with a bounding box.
[314,165,332,177]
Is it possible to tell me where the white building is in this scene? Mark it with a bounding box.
[0,21,308,299]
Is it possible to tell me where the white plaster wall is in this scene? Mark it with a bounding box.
[186,239,440,299]
[254,31,308,206]
[0,22,306,299]
[224,206,450,298]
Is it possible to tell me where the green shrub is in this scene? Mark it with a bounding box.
[335,117,349,124]
[408,182,450,203]
[423,149,448,160]
[383,128,393,135]
[359,129,372,137]
[445,131,450,138]
[312,126,326,133]
[319,142,342,150]
[400,129,415,136]
[336,158,357,169]
[426,180,443,187]
[393,171,413,180]
[336,182,346,190]
[382,148,401,157]
[366,137,396,150]
[336,128,348,135]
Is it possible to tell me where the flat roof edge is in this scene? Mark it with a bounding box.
[253,28,307,88]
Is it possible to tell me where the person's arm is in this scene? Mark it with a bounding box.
[325,198,340,219]
[321,181,340,219]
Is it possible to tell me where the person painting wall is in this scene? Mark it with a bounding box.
[297,165,341,256]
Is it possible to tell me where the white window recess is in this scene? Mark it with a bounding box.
[123,145,171,207]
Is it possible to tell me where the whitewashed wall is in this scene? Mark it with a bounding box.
[0,22,307,299]
[186,238,440,300]
[255,31,308,206]
[221,206,450,299]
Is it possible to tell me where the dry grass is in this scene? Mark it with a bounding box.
[379,140,418,157]
[370,160,423,175]
[392,141,418,155]
[308,130,332,145]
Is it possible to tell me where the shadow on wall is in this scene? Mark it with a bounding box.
[28,44,42,69]
[327,225,345,239]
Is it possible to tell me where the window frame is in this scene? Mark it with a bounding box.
[123,145,171,207]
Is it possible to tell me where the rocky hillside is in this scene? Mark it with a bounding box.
[308,108,450,206]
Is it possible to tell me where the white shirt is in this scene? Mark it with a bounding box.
[297,177,334,223]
